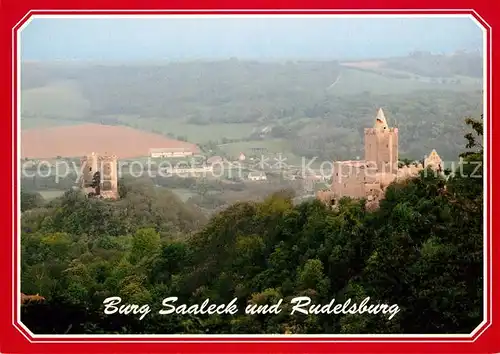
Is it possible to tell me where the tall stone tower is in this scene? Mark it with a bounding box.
[364,108,399,174]
[80,152,119,200]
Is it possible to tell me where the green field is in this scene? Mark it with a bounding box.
[21,117,89,130]
[328,67,481,95]
[21,80,91,119]
[107,115,255,144]
[38,190,66,200]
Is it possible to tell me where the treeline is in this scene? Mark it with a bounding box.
[20,117,483,334]
[286,90,483,161]
[22,60,342,120]
[383,51,483,78]
[20,174,249,198]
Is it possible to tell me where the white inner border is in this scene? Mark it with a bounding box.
[12,11,491,343]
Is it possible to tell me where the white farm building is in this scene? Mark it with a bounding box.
[149,147,196,158]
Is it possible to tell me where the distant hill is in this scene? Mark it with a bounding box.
[340,51,483,78]
[19,55,483,160]
[20,55,482,128]
[21,124,199,159]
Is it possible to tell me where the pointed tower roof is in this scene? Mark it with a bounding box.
[374,108,389,130]
[428,149,442,160]
[424,149,443,169]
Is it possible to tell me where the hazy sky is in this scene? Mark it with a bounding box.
[20,16,483,61]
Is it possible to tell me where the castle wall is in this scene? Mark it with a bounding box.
[331,177,365,199]
[331,162,367,199]
[364,183,384,201]
[316,190,335,205]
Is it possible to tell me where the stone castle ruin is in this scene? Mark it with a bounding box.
[317,108,443,209]
[80,152,119,200]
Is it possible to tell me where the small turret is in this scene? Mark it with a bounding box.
[424,149,443,172]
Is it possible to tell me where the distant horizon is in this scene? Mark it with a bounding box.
[20,16,484,61]
[19,48,484,65]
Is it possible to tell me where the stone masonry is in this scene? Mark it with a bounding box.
[317,108,443,209]
[80,152,119,200]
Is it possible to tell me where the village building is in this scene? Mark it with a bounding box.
[206,155,224,165]
[149,147,195,158]
[283,172,298,181]
[248,171,267,181]
[161,165,213,177]
[317,108,443,209]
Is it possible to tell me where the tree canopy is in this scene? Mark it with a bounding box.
[20,116,484,335]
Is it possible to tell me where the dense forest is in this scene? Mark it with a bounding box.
[20,116,484,334]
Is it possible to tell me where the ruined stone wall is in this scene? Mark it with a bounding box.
[99,155,118,192]
[396,164,425,181]
[80,153,119,200]
[80,153,99,188]
[364,182,382,198]
[98,155,119,199]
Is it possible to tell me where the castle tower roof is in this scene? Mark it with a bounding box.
[374,108,389,130]
[424,149,443,169]
[428,149,442,161]
[374,108,389,129]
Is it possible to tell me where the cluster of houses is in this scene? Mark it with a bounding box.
[147,147,326,189]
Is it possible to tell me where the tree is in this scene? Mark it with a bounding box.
[129,228,161,264]
[460,114,483,160]
[21,189,44,212]
[448,115,483,202]
[20,115,483,335]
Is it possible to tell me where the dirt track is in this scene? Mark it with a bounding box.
[21,124,199,159]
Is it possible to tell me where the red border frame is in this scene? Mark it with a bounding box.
[1,2,498,353]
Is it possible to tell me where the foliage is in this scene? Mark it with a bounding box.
[21,189,44,212]
[20,117,483,335]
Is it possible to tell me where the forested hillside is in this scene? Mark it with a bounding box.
[20,116,484,334]
[21,53,483,160]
